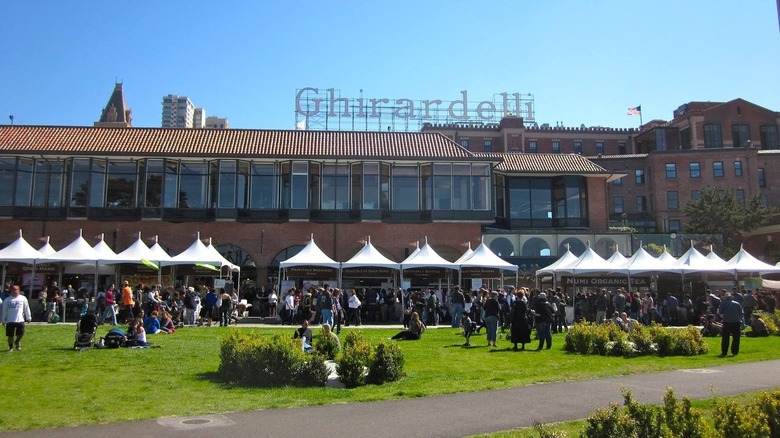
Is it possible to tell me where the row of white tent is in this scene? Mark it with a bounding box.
[537,244,780,277]
[278,235,519,276]
[0,230,240,271]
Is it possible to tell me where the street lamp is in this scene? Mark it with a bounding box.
[670,233,677,256]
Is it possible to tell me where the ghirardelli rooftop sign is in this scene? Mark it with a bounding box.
[295,87,533,122]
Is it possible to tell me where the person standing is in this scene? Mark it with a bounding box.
[121,281,134,323]
[347,289,362,326]
[450,287,465,328]
[319,288,334,327]
[2,285,32,352]
[510,289,531,350]
[483,291,501,347]
[533,292,554,350]
[718,292,744,356]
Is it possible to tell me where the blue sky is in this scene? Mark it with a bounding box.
[1,1,778,130]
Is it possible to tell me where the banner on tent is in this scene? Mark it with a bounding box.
[342,267,395,278]
[8,263,58,275]
[562,276,651,288]
[284,266,339,278]
[121,275,173,287]
[120,265,171,275]
[403,268,449,279]
[460,267,501,277]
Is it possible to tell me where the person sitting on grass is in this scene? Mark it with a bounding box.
[293,319,313,352]
[745,313,769,337]
[159,311,176,333]
[143,310,164,334]
[391,311,425,340]
[321,323,341,350]
[125,317,149,347]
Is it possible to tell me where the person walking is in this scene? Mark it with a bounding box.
[2,285,32,352]
[533,291,555,350]
[450,287,465,328]
[718,292,744,357]
[483,290,501,347]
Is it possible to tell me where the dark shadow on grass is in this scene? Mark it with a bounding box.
[443,343,486,349]
[196,370,236,388]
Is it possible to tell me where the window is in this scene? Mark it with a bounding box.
[613,196,624,213]
[290,161,308,209]
[736,189,745,205]
[761,125,779,150]
[732,124,750,147]
[680,128,692,149]
[596,141,604,155]
[758,168,766,187]
[105,161,136,208]
[669,219,682,232]
[713,161,724,177]
[143,159,163,208]
[471,164,490,211]
[528,140,537,153]
[361,162,379,209]
[635,169,645,185]
[691,190,700,201]
[618,141,626,155]
[32,159,64,207]
[612,177,622,185]
[734,160,743,177]
[667,191,679,209]
[665,163,677,178]
[574,141,582,154]
[460,139,469,150]
[636,196,647,213]
[69,158,90,207]
[391,165,419,210]
[689,162,701,178]
[321,164,350,209]
[218,160,237,208]
[704,123,723,148]
[552,141,560,153]
[178,162,208,208]
[483,139,493,152]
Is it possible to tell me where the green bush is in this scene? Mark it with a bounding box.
[591,324,612,356]
[533,421,569,438]
[296,352,330,387]
[713,399,770,438]
[671,327,708,356]
[563,322,592,354]
[367,341,405,384]
[754,390,780,437]
[218,331,327,387]
[661,388,712,438]
[337,338,372,388]
[583,403,638,438]
[343,330,365,350]
[627,325,655,355]
[622,389,667,438]
[754,311,778,335]
[649,324,675,357]
[314,329,340,360]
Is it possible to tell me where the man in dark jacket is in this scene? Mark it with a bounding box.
[718,293,744,356]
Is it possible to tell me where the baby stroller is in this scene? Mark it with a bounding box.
[74,312,98,349]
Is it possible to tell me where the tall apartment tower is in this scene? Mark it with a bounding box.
[161,95,196,128]
[193,108,206,128]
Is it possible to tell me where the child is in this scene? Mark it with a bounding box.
[462,311,474,346]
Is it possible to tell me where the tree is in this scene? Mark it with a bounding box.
[683,187,777,256]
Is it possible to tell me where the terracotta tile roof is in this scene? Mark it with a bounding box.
[587,153,648,159]
[475,152,611,174]
[0,126,487,161]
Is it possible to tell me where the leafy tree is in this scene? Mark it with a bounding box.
[683,187,776,257]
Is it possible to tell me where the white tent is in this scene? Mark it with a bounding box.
[341,236,400,269]
[0,230,44,291]
[726,245,780,276]
[148,235,172,265]
[279,234,340,269]
[400,237,457,270]
[453,242,474,265]
[624,247,673,275]
[557,246,614,275]
[656,249,678,266]
[605,249,629,269]
[672,246,729,274]
[65,234,117,274]
[206,239,241,272]
[536,250,578,276]
[162,232,225,267]
[112,232,158,265]
[42,230,101,264]
[459,239,519,272]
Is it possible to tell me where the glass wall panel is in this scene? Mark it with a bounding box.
[218,160,237,208]
[90,160,106,207]
[106,161,137,207]
[33,160,64,207]
[251,163,277,209]
[70,158,90,207]
[421,164,432,210]
[0,158,15,206]
[472,164,490,211]
[179,162,208,208]
[164,161,178,208]
[452,164,470,210]
[144,159,163,207]
[565,176,582,218]
[391,165,419,211]
[380,163,390,210]
[321,164,349,209]
[433,163,451,210]
[237,161,249,209]
[14,158,32,207]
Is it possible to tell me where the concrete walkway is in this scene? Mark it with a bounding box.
[6,359,780,438]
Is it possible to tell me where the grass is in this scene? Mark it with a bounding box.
[469,390,780,437]
[1,324,780,431]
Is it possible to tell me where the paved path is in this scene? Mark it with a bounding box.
[6,359,780,438]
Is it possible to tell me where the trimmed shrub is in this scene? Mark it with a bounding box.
[533,421,569,438]
[713,399,770,438]
[314,329,340,360]
[583,403,638,438]
[622,389,667,438]
[649,324,675,357]
[343,330,365,350]
[627,325,655,355]
[367,341,405,384]
[754,390,780,437]
[563,322,592,354]
[591,324,612,356]
[337,338,372,388]
[296,352,330,387]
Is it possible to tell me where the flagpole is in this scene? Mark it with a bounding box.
[639,105,643,128]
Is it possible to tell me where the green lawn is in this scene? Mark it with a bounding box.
[1,324,779,431]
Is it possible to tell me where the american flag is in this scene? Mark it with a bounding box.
[627,106,641,116]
